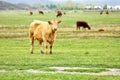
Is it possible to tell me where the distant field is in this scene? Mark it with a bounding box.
[0,11,120,80]
[0,11,120,26]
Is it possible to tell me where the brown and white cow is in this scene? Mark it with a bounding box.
[98,28,104,32]
[29,19,61,54]
[76,21,91,30]
[100,10,103,15]
[56,11,62,17]
[106,10,109,15]
[38,10,44,14]
[29,11,33,15]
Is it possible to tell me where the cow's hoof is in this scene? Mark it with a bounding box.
[30,51,33,54]
[50,51,52,54]
[41,51,44,54]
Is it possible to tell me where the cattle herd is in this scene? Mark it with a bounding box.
[29,10,108,54]
[100,10,109,15]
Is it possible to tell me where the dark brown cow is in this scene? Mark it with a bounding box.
[57,11,61,13]
[106,10,109,15]
[63,12,66,15]
[100,10,103,15]
[98,29,104,32]
[56,11,62,17]
[38,10,44,14]
[29,11,33,15]
[76,21,91,30]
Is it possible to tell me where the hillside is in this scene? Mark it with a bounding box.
[0,0,119,10]
[2,0,120,6]
[0,1,32,10]
[0,1,22,10]
[3,0,53,5]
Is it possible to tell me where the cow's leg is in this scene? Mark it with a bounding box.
[78,26,80,30]
[39,41,44,54]
[76,26,78,30]
[49,42,53,54]
[29,32,34,54]
[30,37,34,54]
[42,36,48,54]
[77,26,80,30]
[42,41,48,54]
[42,36,49,54]
[44,41,49,54]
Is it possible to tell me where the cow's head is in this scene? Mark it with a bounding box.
[48,19,61,31]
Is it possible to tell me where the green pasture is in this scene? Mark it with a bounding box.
[0,11,120,79]
[0,38,120,70]
[0,37,120,79]
[0,72,120,80]
[0,11,120,26]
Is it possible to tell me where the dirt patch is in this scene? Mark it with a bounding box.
[49,67,120,75]
[0,67,120,75]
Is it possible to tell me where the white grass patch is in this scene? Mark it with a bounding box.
[0,67,120,75]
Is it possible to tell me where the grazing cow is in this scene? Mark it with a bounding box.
[100,10,103,15]
[106,10,109,15]
[63,12,66,15]
[56,11,62,17]
[76,21,91,30]
[29,11,33,15]
[38,10,44,14]
[29,19,61,54]
[98,29,104,32]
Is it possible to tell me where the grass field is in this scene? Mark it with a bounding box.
[0,11,120,26]
[0,38,119,69]
[0,11,120,80]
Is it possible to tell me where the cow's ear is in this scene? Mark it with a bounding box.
[48,21,52,25]
[58,21,61,24]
